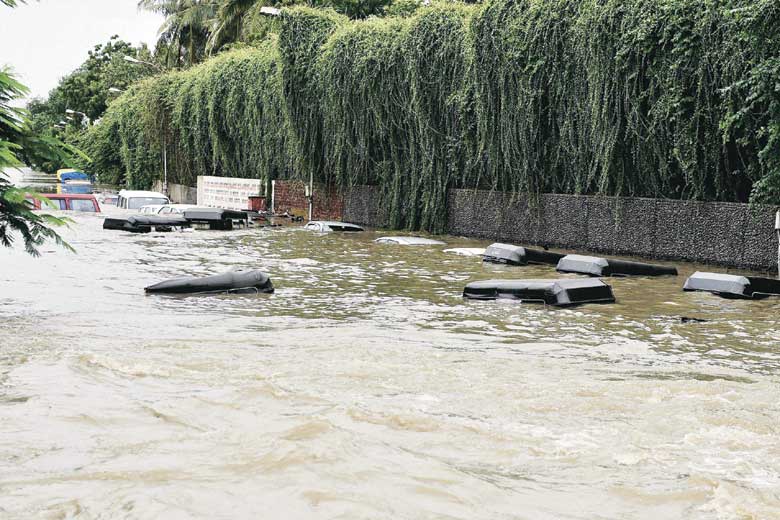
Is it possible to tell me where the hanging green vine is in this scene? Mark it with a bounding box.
[87,0,780,228]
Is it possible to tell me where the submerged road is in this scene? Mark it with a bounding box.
[1,211,779,519]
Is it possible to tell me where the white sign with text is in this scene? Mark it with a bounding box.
[196,176,263,210]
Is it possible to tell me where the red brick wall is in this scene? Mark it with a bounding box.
[273,180,344,221]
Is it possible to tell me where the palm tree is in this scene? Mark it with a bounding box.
[207,0,259,55]
[138,0,219,67]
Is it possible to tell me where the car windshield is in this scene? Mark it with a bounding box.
[69,199,97,212]
[42,198,66,210]
[128,197,168,209]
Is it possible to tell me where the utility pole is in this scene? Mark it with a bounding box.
[163,133,168,198]
[775,210,779,278]
[307,170,314,221]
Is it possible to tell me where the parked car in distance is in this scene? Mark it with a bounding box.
[157,204,199,215]
[116,190,169,210]
[98,193,118,205]
[26,193,101,213]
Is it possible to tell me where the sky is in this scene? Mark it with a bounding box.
[1,0,164,102]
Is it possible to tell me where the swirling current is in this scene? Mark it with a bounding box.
[1,211,779,519]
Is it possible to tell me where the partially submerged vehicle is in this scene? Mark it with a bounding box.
[183,208,249,230]
[104,206,249,233]
[443,248,486,257]
[556,254,678,277]
[683,272,780,300]
[483,243,564,266]
[56,169,93,194]
[116,190,170,210]
[27,193,100,213]
[374,236,446,246]
[158,204,199,215]
[145,270,274,295]
[97,193,118,205]
[103,214,190,233]
[138,204,166,215]
[463,278,616,307]
[304,221,364,232]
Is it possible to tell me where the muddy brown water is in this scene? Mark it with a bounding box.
[1,210,779,519]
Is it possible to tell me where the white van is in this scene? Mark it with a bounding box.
[117,190,169,210]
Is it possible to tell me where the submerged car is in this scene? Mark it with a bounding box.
[374,236,446,246]
[443,247,486,257]
[27,193,100,213]
[183,208,249,230]
[138,204,166,215]
[304,221,364,233]
[157,204,199,215]
[98,193,118,205]
[116,190,169,210]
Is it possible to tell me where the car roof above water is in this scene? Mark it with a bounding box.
[118,190,168,199]
[374,236,446,245]
[37,193,98,199]
[306,221,364,231]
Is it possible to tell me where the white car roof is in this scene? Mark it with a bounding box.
[118,190,169,199]
[309,220,351,226]
[374,236,446,245]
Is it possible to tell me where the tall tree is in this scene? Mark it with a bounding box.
[141,0,397,63]
[26,37,153,172]
[207,0,258,54]
[139,0,218,67]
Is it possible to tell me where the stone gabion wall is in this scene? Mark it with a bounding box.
[344,185,779,272]
[342,185,390,229]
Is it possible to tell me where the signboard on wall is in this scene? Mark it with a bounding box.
[196,176,263,211]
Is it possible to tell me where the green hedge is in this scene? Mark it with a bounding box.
[89,0,780,230]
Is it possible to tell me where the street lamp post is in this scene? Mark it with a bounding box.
[775,210,779,278]
[258,6,281,16]
[123,55,162,71]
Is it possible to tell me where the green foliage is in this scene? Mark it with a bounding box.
[88,43,292,189]
[0,181,75,257]
[1,68,81,256]
[140,0,397,71]
[278,7,346,180]
[317,5,473,231]
[140,0,217,67]
[25,37,154,173]
[318,17,410,210]
[384,0,422,18]
[95,0,780,233]
[29,37,154,123]
[327,0,394,19]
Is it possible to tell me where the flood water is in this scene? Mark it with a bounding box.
[1,210,779,519]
